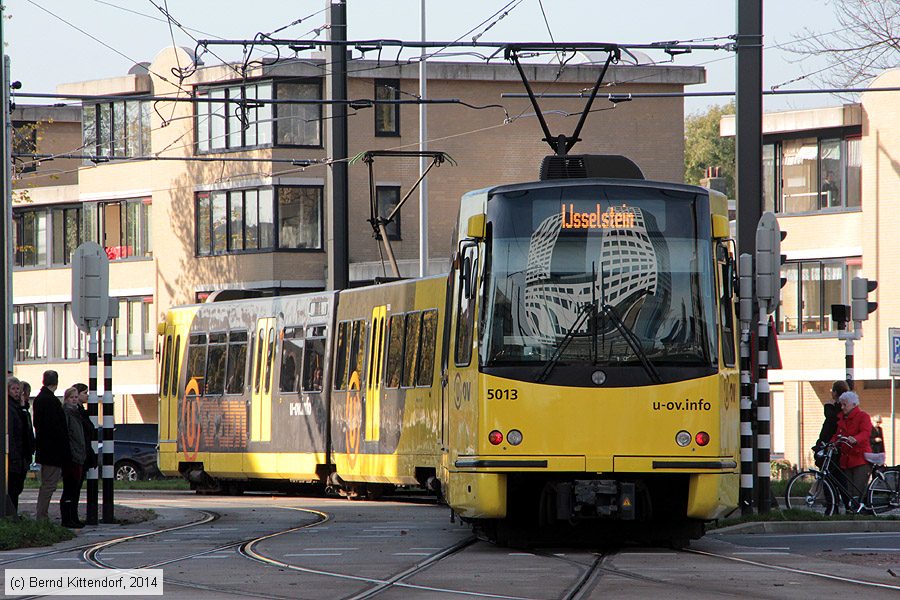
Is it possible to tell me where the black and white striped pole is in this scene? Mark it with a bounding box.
[738,253,754,515]
[86,331,99,525]
[102,299,118,524]
[755,212,784,514]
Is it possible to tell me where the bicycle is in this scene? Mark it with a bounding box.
[784,436,900,515]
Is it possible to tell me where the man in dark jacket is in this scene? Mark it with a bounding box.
[7,376,35,513]
[32,370,71,521]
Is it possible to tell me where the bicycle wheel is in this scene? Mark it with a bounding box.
[868,469,900,515]
[785,470,837,515]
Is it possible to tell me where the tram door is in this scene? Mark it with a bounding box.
[365,306,387,442]
[251,317,275,442]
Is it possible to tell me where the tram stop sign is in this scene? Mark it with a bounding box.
[890,328,900,377]
[71,242,110,333]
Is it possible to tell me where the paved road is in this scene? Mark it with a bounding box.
[3,490,899,599]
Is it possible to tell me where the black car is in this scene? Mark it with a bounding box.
[108,424,161,481]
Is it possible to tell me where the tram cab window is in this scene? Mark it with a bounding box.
[301,336,326,392]
[253,329,265,393]
[225,331,248,394]
[718,247,736,368]
[205,332,228,395]
[186,333,207,395]
[384,315,405,388]
[455,248,477,366]
[280,326,304,393]
[401,312,422,388]
[172,335,181,393]
[417,309,438,386]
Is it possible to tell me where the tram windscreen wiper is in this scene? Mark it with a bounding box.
[535,302,594,383]
[598,302,662,384]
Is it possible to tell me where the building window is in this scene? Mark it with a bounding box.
[197,187,318,255]
[51,206,82,266]
[111,297,155,357]
[13,305,47,361]
[82,198,151,260]
[196,80,321,152]
[766,136,861,215]
[13,209,48,268]
[777,258,861,335]
[374,79,400,136]
[376,186,401,240]
[278,187,322,249]
[275,82,321,146]
[51,303,87,360]
[82,99,151,161]
[12,121,38,174]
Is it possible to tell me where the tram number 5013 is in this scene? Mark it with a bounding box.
[486,388,518,400]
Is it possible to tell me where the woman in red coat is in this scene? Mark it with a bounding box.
[832,391,873,502]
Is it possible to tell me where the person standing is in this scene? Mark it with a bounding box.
[7,377,35,513]
[32,370,71,521]
[814,380,847,469]
[71,383,97,523]
[60,387,86,528]
[832,390,873,503]
[870,415,885,454]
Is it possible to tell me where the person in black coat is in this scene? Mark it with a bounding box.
[7,376,35,513]
[32,370,71,521]
[813,380,848,470]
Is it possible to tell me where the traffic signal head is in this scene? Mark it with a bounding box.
[851,277,877,321]
[755,212,787,313]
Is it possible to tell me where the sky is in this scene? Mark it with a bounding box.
[4,0,852,116]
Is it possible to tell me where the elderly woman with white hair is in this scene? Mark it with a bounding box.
[832,390,873,502]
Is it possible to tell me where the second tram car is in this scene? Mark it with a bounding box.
[158,156,739,542]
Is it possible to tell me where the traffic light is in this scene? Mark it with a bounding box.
[755,212,787,314]
[851,277,878,322]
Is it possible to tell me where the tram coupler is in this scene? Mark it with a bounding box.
[550,479,636,521]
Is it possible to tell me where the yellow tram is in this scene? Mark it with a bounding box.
[157,156,739,542]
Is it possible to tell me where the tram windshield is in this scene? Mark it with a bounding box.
[479,183,718,384]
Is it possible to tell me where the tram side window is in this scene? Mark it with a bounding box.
[205,332,227,395]
[332,321,350,390]
[417,309,438,386]
[348,319,367,388]
[401,312,421,388]
[368,316,384,389]
[280,326,304,393]
[384,314,405,388]
[253,329,265,392]
[264,327,275,393]
[186,333,207,395]
[161,335,172,396]
[225,331,248,394]
[172,335,181,392]
[302,336,325,392]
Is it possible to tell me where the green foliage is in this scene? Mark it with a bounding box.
[684,102,736,198]
[24,478,189,490]
[0,517,75,550]
[710,508,900,530]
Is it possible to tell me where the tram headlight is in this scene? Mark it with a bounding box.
[695,431,710,446]
[507,429,523,446]
[675,430,692,447]
[489,430,504,445]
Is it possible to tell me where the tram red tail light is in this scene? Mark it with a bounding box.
[695,431,710,446]
[488,430,504,445]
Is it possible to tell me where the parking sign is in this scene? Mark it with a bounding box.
[890,328,900,377]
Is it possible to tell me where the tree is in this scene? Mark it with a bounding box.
[684,102,735,198]
[786,0,900,89]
